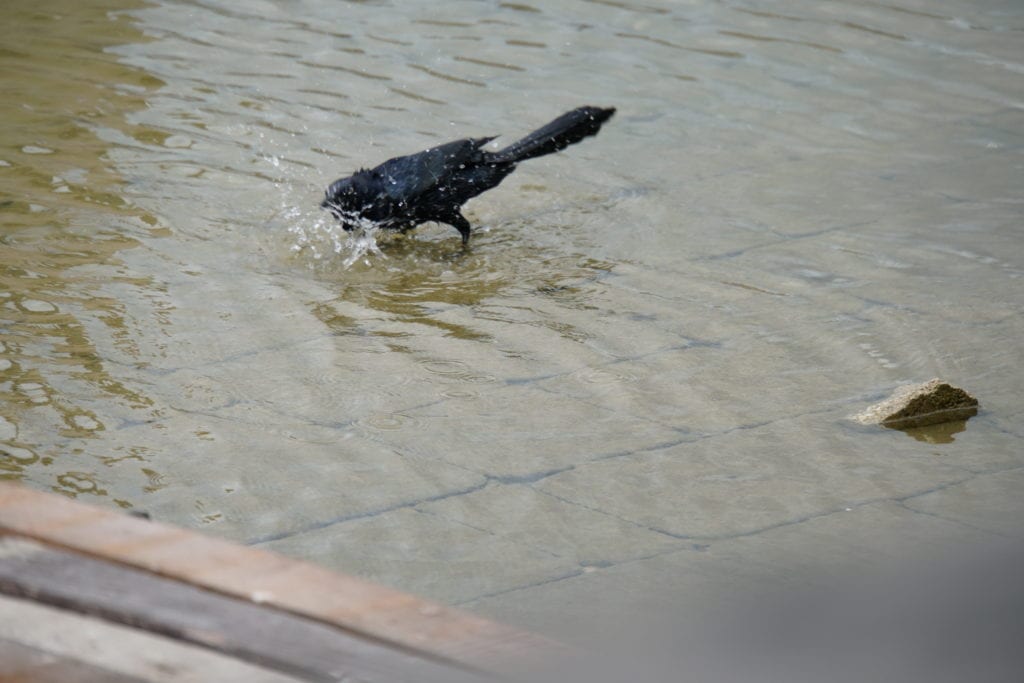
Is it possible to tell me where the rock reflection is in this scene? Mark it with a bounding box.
[894,419,971,445]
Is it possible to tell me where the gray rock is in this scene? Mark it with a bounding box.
[855,379,978,429]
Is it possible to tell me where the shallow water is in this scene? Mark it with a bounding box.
[2,0,1023,639]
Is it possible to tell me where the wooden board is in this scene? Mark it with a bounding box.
[0,538,481,682]
[0,593,303,683]
[0,483,561,675]
[0,639,147,683]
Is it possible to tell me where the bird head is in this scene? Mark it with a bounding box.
[321,176,362,231]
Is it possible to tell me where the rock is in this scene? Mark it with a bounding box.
[855,379,979,429]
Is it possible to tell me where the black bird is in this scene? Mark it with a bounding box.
[321,106,615,245]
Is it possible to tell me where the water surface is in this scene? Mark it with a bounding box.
[2,0,1022,639]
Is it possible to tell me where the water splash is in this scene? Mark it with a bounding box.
[339,226,387,269]
[286,206,387,268]
[250,124,391,269]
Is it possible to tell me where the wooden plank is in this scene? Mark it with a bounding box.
[0,483,564,674]
[0,537,482,683]
[0,639,147,683]
[0,593,304,683]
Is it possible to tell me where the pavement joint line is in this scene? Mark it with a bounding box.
[247,478,490,546]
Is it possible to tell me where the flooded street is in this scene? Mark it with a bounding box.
[2,0,1022,641]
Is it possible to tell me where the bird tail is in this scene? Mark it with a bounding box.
[486,106,615,164]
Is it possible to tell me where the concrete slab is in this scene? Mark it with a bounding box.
[417,482,681,568]
[121,419,486,544]
[260,506,579,605]
[537,412,970,539]
[465,500,1001,643]
[380,384,681,480]
[902,467,1024,537]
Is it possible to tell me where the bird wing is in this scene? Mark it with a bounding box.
[375,137,495,203]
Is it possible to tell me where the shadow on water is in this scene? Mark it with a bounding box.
[0,0,166,502]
